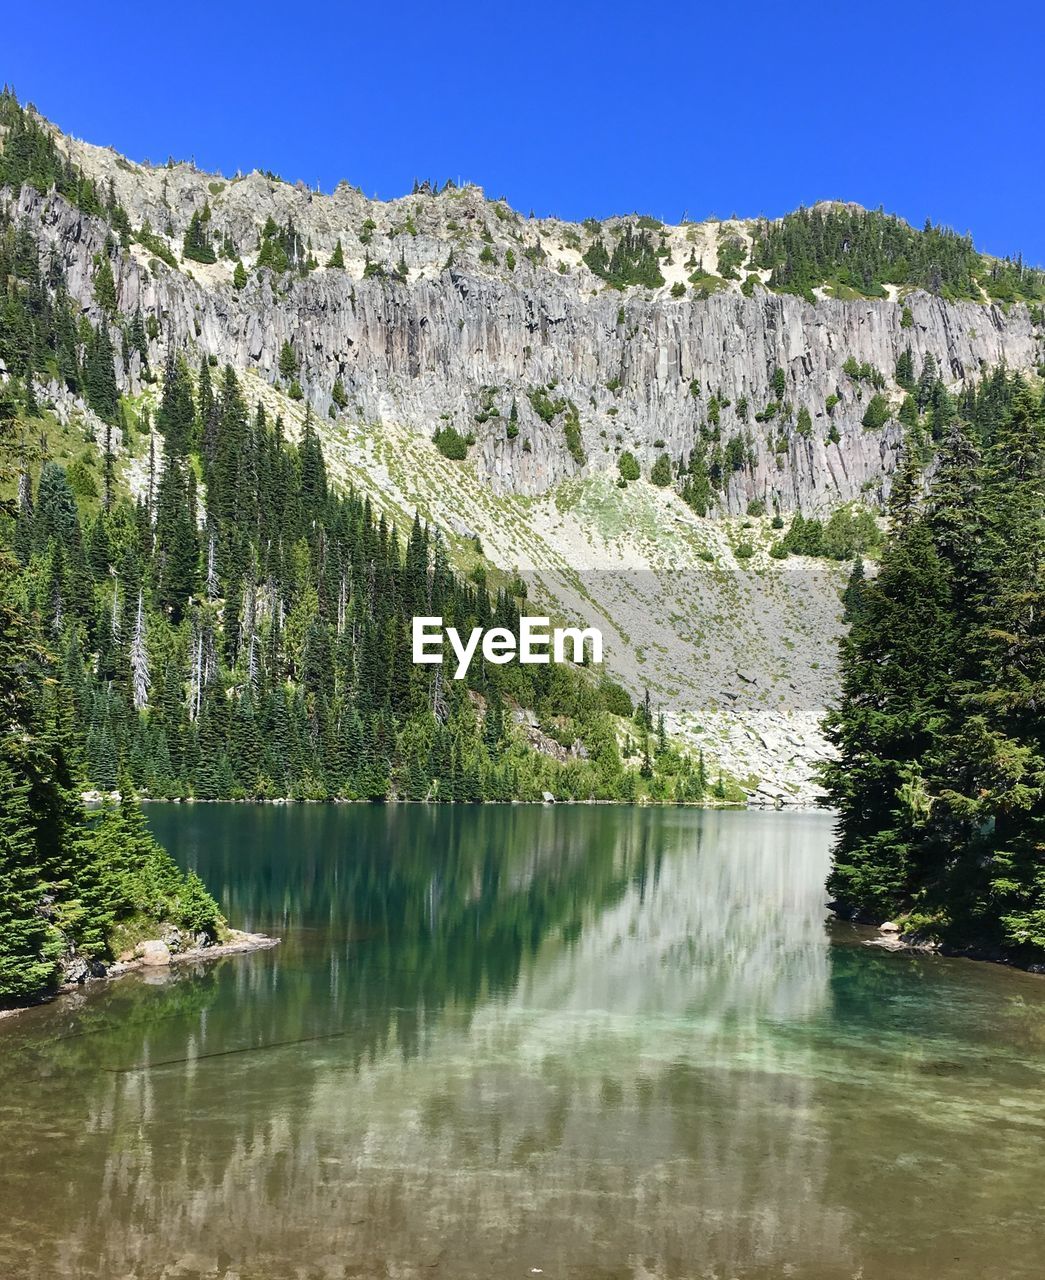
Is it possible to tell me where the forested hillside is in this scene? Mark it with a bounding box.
[823,369,1045,964]
[0,399,224,1005]
[0,161,715,808]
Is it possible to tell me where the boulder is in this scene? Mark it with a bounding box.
[63,957,90,985]
[140,940,172,967]
[879,921,900,935]
[161,926,183,954]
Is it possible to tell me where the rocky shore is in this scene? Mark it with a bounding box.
[0,930,280,1022]
[847,915,1045,975]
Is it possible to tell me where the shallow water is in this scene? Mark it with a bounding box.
[1,804,1043,1279]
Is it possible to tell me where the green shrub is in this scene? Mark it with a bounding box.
[776,506,881,560]
[717,235,747,279]
[434,425,469,459]
[724,433,751,472]
[862,393,891,429]
[562,403,586,464]
[528,385,565,424]
[618,451,640,482]
[650,453,672,486]
[136,221,178,268]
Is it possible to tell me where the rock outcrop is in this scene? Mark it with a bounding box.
[5,121,1043,514]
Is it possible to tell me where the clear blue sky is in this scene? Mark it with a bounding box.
[6,0,1045,264]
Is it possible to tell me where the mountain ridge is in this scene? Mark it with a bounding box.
[3,91,1045,801]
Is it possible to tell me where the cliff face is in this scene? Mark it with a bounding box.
[8,127,1043,515]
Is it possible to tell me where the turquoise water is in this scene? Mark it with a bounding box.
[1,804,1043,1279]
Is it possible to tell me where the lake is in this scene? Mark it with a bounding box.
[1,804,1043,1279]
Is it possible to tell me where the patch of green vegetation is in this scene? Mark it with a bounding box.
[527,386,585,464]
[750,204,1045,302]
[771,504,882,561]
[716,233,747,279]
[583,225,664,289]
[434,424,471,459]
[687,269,727,297]
[618,450,641,483]
[861,392,891,429]
[135,220,178,269]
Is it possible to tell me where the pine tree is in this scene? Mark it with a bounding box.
[0,753,63,1001]
[183,209,216,264]
[278,340,297,379]
[93,255,118,316]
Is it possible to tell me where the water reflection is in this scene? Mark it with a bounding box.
[1,806,1042,1279]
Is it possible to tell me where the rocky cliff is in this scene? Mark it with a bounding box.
[8,119,1043,515]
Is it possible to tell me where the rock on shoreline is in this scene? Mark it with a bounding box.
[106,929,280,979]
[0,930,280,1022]
[832,908,1045,975]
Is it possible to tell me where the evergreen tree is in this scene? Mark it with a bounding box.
[183,209,216,264]
[823,377,1045,961]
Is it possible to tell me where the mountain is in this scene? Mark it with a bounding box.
[3,91,1045,802]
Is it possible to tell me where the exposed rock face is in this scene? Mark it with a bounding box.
[6,125,1043,514]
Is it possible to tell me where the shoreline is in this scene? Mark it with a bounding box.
[84,791,821,812]
[840,915,1045,976]
[0,930,280,1024]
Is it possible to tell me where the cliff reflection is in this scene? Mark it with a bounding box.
[1,806,857,1279]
